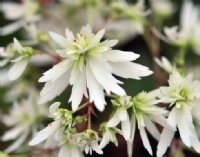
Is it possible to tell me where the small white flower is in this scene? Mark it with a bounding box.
[163,1,200,54]
[77,129,103,155]
[38,24,152,111]
[127,91,171,156]
[150,0,174,18]
[8,38,34,81]
[107,96,132,141]
[157,72,200,157]
[1,95,47,153]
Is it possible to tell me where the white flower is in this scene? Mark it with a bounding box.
[8,38,34,81]
[0,0,40,36]
[1,95,47,153]
[150,0,174,18]
[99,124,118,149]
[107,96,132,141]
[29,102,73,146]
[58,143,83,157]
[76,129,103,155]
[164,1,200,54]
[38,24,152,111]
[127,91,171,156]
[157,72,200,157]
[154,56,175,74]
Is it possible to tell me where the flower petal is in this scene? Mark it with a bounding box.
[121,117,131,141]
[89,57,125,96]
[29,121,60,146]
[110,62,153,80]
[8,59,28,81]
[103,50,140,62]
[157,128,175,157]
[139,127,153,155]
[49,32,68,48]
[38,71,70,104]
[86,62,106,111]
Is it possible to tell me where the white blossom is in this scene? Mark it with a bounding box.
[150,0,174,18]
[76,129,103,155]
[163,1,200,54]
[127,91,171,156]
[38,24,152,111]
[157,72,200,157]
[1,94,48,153]
[0,0,40,36]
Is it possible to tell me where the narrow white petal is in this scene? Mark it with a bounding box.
[91,142,103,155]
[107,112,120,127]
[49,32,68,48]
[5,130,29,153]
[167,107,177,129]
[118,109,128,121]
[144,117,160,141]
[100,132,110,149]
[65,28,74,42]
[177,106,193,147]
[121,117,131,141]
[58,145,70,157]
[151,115,173,130]
[1,3,24,19]
[38,71,70,104]
[89,29,105,47]
[29,121,60,146]
[13,38,23,53]
[49,102,61,115]
[89,57,125,96]
[0,21,24,36]
[86,63,106,111]
[2,125,26,141]
[139,127,153,155]
[103,50,139,62]
[100,40,118,47]
[157,128,175,157]
[127,116,136,157]
[69,66,87,111]
[8,59,28,81]
[110,62,152,80]
[39,60,73,82]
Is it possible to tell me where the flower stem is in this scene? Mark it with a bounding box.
[73,102,89,113]
[87,102,93,129]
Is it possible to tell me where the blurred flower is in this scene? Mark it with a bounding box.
[0,47,11,67]
[128,91,171,156]
[38,24,152,111]
[150,0,174,18]
[0,0,41,36]
[109,0,149,39]
[163,1,200,54]
[154,56,175,74]
[8,38,34,81]
[157,72,200,157]
[1,94,48,153]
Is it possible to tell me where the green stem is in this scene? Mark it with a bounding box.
[87,102,92,129]
[175,47,187,67]
[87,5,93,25]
